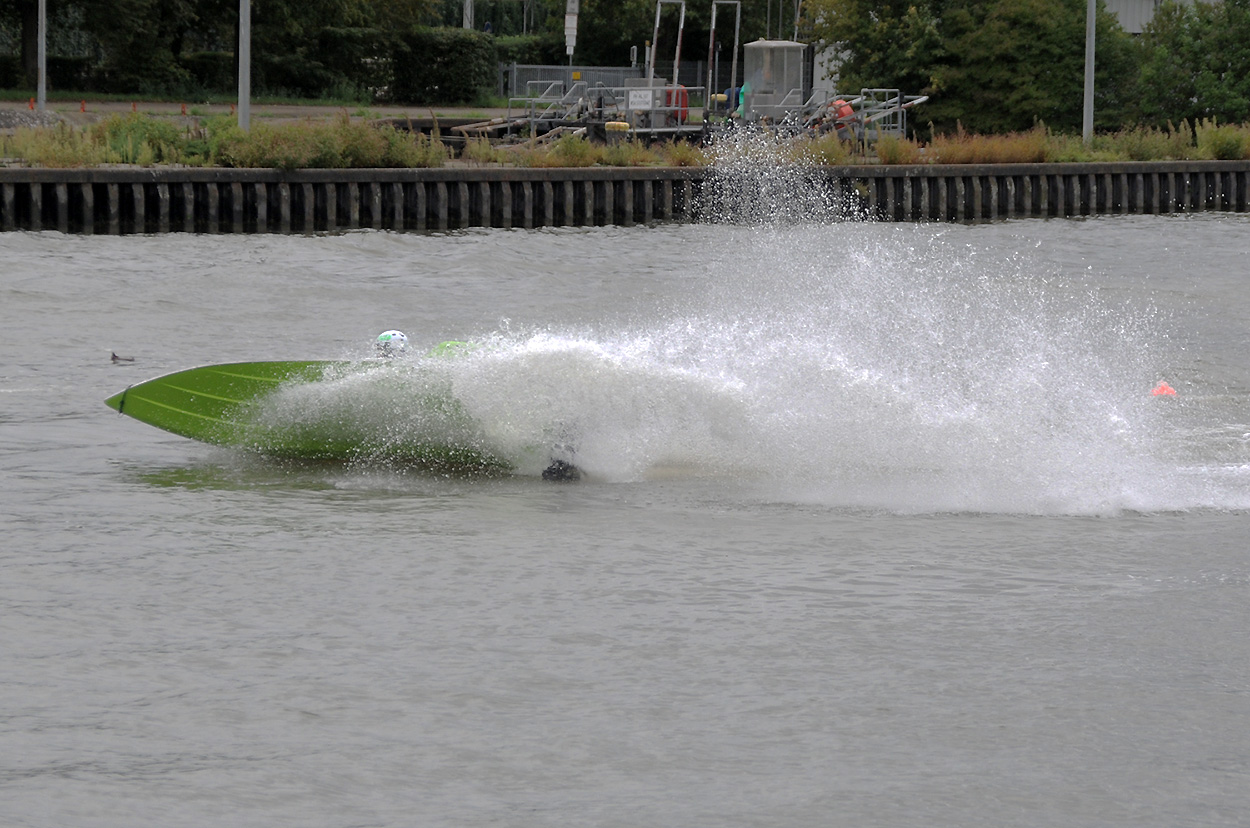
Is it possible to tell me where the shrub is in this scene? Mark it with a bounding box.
[47,56,93,90]
[799,132,854,166]
[379,124,448,167]
[88,113,187,164]
[462,136,506,165]
[875,134,922,164]
[1100,121,1195,160]
[205,114,446,169]
[1,123,108,167]
[928,124,1050,164]
[519,134,598,167]
[390,28,497,105]
[601,139,661,166]
[0,54,20,88]
[181,52,235,94]
[1196,119,1250,160]
[656,139,708,167]
[494,34,564,66]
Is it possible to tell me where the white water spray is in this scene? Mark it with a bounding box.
[253,138,1245,512]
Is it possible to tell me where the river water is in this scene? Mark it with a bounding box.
[3,169,1250,825]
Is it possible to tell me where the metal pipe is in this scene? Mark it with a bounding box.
[673,1,685,85]
[648,1,686,85]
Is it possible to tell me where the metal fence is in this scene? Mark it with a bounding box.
[498,62,709,99]
[499,64,642,98]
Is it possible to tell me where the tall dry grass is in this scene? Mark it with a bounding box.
[1194,119,1250,160]
[925,124,1050,164]
[2,113,189,167]
[208,114,448,169]
[8,111,1250,169]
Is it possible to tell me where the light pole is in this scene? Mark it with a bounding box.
[238,0,251,130]
[1082,0,1094,143]
[37,0,46,111]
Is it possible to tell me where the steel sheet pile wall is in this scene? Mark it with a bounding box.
[846,162,1250,221]
[3,162,1249,233]
[0,168,701,234]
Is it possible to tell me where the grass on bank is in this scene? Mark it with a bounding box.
[878,120,1250,164]
[1,112,451,168]
[5,112,1250,168]
[1,113,709,169]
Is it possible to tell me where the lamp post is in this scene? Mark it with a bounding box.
[1082,0,1094,143]
[238,0,251,130]
[37,0,46,111]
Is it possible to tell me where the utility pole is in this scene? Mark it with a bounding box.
[1082,0,1094,143]
[238,0,251,130]
[37,0,46,111]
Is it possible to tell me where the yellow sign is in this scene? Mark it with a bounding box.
[572,71,582,80]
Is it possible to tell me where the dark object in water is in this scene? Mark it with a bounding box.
[542,460,581,482]
[111,352,135,363]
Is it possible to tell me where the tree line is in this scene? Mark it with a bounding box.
[2,0,1249,134]
[807,0,1250,133]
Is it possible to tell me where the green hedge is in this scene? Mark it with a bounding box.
[390,28,496,105]
[494,33,564,66]
[182,52,235,94]
[0,54,91,91]
[48,56,93,89]
[0,54,20,88]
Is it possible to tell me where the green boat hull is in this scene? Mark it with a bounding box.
[105,360,514,473]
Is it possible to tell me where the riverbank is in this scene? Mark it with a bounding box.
[4,160,1249,234]
[7,103,1250,172]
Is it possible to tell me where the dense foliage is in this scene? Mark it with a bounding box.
[805,0,1139,134]
[390,28,497,104]
[805,0,1250,134]
[0,0,439,99]
[1137,0,1250,125]
[6,0,1250,128]
[0,0,781,102]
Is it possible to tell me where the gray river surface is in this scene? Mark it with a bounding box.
[3,207,1250,826]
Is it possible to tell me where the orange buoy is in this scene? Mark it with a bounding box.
[1152,381,1176,396]
[664,85,690,124]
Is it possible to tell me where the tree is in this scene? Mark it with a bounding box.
[804,0,1136,134]
[803,0,946,97]
[246,0,437,97]
[1139,0,1250,125]
[54,0,197,92]
[927,0,1135,133]
[10,0,55,88]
